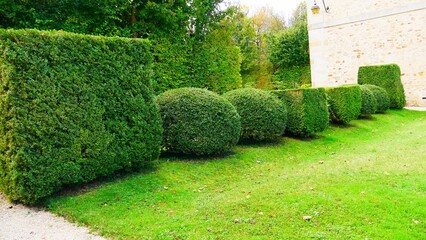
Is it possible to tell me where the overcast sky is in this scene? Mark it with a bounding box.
[229,0,305,17]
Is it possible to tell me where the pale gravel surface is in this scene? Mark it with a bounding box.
[405,107,426,111]
[0,192,105,240]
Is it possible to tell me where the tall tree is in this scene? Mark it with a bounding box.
[268,2,311,89]
[0,0,243,94]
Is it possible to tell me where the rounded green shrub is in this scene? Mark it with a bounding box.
[363,84,390,113]
[325,85,362,124]
[156,88,241,156]
[223,88,287,142]
[359,85,378,116]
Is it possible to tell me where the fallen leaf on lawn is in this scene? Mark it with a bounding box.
[303,216,312,221]
[234,219,241,223]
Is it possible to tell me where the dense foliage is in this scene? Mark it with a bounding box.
[268,3,311,89]
[363,85,390,113]
[0,0,242,94]
[359,85,378,116]
[272,88,329,137]
[156,88,241,156]
[0,1,313,94]
[271,65,311,89]
[223,88,287,142]
[358,64,406,109]
[326,85,362,124]
[0,29,162,205]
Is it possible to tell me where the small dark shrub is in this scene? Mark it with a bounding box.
[156,88,241,156]
[363,85,390,113]
[271,88,329,137]
[359,85,378,116]
[358,64,406,109]
[325,85,362,124]
[223,88,287,142]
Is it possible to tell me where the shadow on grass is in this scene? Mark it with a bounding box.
[330,122,357,129]
[159,149,238,162]
[358,115,378,121]
[160,138,286,162]
[284,133,326,142]
[237,138,284,147]
[41,164,160,206]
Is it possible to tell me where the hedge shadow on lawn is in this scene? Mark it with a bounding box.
[358,115,378,121]
[159,149,238,162]
[286,134,326,142]
[237,138,284,147]
[330,122,357,129]
[41,165,160,206]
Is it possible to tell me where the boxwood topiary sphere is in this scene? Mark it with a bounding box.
[223,88,287,142]
[363,84,390,113]
[156,88,241,156]
[359,85,378,116]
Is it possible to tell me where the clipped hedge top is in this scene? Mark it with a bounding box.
[156,87,241,156]
[0,29,162,204]
[223,88,287,142]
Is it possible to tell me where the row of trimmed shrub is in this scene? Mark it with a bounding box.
[0,29,162,205]
[156,84,391,157]
[0,29,398,205]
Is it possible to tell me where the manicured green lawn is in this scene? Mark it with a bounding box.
[45,110,426,239]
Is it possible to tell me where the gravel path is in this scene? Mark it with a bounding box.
[0,193,105,240]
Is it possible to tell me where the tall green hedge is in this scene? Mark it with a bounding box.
[325,85,362,124]
[358,64,406,109]
[0,29,162,204]
[271,88,329,137]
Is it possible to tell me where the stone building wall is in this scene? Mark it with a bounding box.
[307,0,426,107]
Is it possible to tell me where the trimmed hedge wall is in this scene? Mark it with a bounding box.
[358,64,406,109]
[363,84,390,113]
[325,85,362,124]
[359,85,378,116]
[271,88,329,137]
[223,88,287,142]
[156,88,241,156]
[0,29,162,204]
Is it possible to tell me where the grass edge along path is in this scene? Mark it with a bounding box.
[45,110,426,239]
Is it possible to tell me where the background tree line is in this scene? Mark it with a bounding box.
[0,0,310,93]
